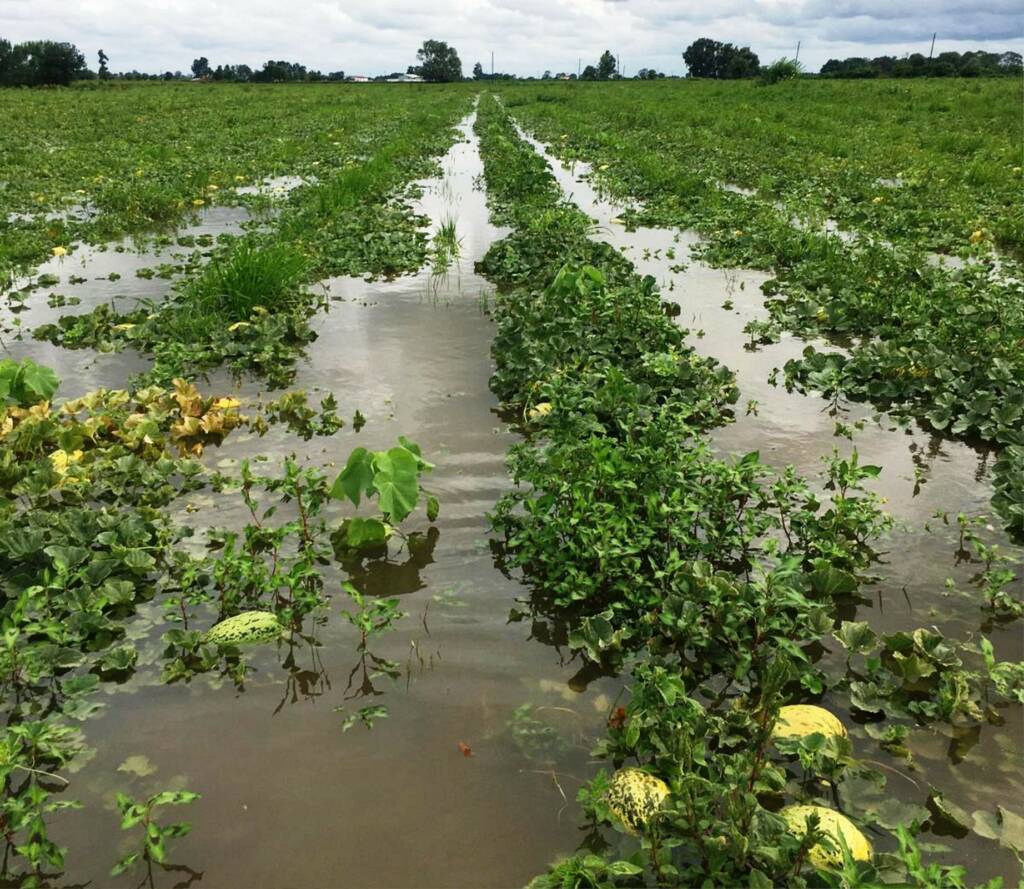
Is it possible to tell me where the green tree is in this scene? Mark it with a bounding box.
[98,48,109,79]
[0,38,11,85]
[416,40,462,82]
[722,45,760,78]
[684,38,759,78]
[597,49,617,80]
[580,64,598,81]
[190,56,210,78]
[683,37,721,77]
[3,41,88,85]
[472,61,485,80]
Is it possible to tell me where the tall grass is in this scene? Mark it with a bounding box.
[168,239,307,340]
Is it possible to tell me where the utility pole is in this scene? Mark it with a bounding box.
[795,41,801,62]
[928,32,936,59]
[491,51,494,78]
[577,57,581,78]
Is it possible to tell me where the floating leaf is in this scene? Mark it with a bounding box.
[117,754,157,778]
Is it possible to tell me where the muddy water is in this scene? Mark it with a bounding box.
[14,116,619,888]
[1,204,255,396]
[516,128,1023,881]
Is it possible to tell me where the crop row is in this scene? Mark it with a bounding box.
[28,90,470,388]
[473,94,1023,886]
[0,84,469,291]
[496,80,1024,539]
[0,97,469,879]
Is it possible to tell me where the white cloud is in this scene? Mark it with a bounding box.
[0,0,1020,75]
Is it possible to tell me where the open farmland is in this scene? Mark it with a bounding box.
[1,78,1022,888]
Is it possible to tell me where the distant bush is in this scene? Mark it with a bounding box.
[759,58,803,85]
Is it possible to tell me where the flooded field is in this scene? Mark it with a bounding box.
[2,82,1021,888]
[517,134,1023,881]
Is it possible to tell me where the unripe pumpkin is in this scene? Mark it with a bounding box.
[205,611,282,645]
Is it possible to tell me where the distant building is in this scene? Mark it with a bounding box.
[347,75,370,82]
[385,73,424,83]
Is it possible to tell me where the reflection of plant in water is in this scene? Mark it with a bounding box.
[274,634,332,714]
[111,789,200,882]
[507,704,570,764]
[335,585,406,727]
[336,525,439,599]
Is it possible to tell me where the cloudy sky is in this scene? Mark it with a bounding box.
[2,0,1022,76]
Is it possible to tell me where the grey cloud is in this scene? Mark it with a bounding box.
[1,0,1021,75]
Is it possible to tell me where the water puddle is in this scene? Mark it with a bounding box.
[514,123,1023,881]
[235,174,313,196]
[1,204,255,396]
[24,115,611,888]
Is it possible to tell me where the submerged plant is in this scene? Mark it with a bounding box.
[111,789,200,877]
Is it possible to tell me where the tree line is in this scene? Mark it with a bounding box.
[3,35,1021,87]
[820,50,1022,78]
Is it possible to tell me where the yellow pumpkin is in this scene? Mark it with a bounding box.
[781,805,872,868]
[773,705,847,742]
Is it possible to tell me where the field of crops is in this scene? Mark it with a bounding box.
[1,80,1022,888]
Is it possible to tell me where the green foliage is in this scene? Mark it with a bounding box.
[473,93,1021,887]
[0,358,59,407]
[760,58,803,85]
[176,238,308,328]
[490,78,1024,538]
[0,40,88,86]
[416,39,462,83]
[3,83,469,346]
[111,789,200,876]
[330,437,434,525]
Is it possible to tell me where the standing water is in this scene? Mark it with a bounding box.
[6,115,614,887]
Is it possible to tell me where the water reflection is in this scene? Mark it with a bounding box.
[335,526,440,598]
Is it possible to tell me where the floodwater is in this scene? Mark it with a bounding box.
[517,127,1024,882]
[3,117,615,887]
[2,107,1021,886]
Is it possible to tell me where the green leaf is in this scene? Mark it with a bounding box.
[808,561,858,597]
[44,545,90,572]
[17,360,60,403]
[834,620,878,655]
[426,494,440,522]
[343,517,389,548]
[606,860,644,877]
[149,790,201,808]
[373,446,420,522]
[110,852,140,876]
[330,447,375,506]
